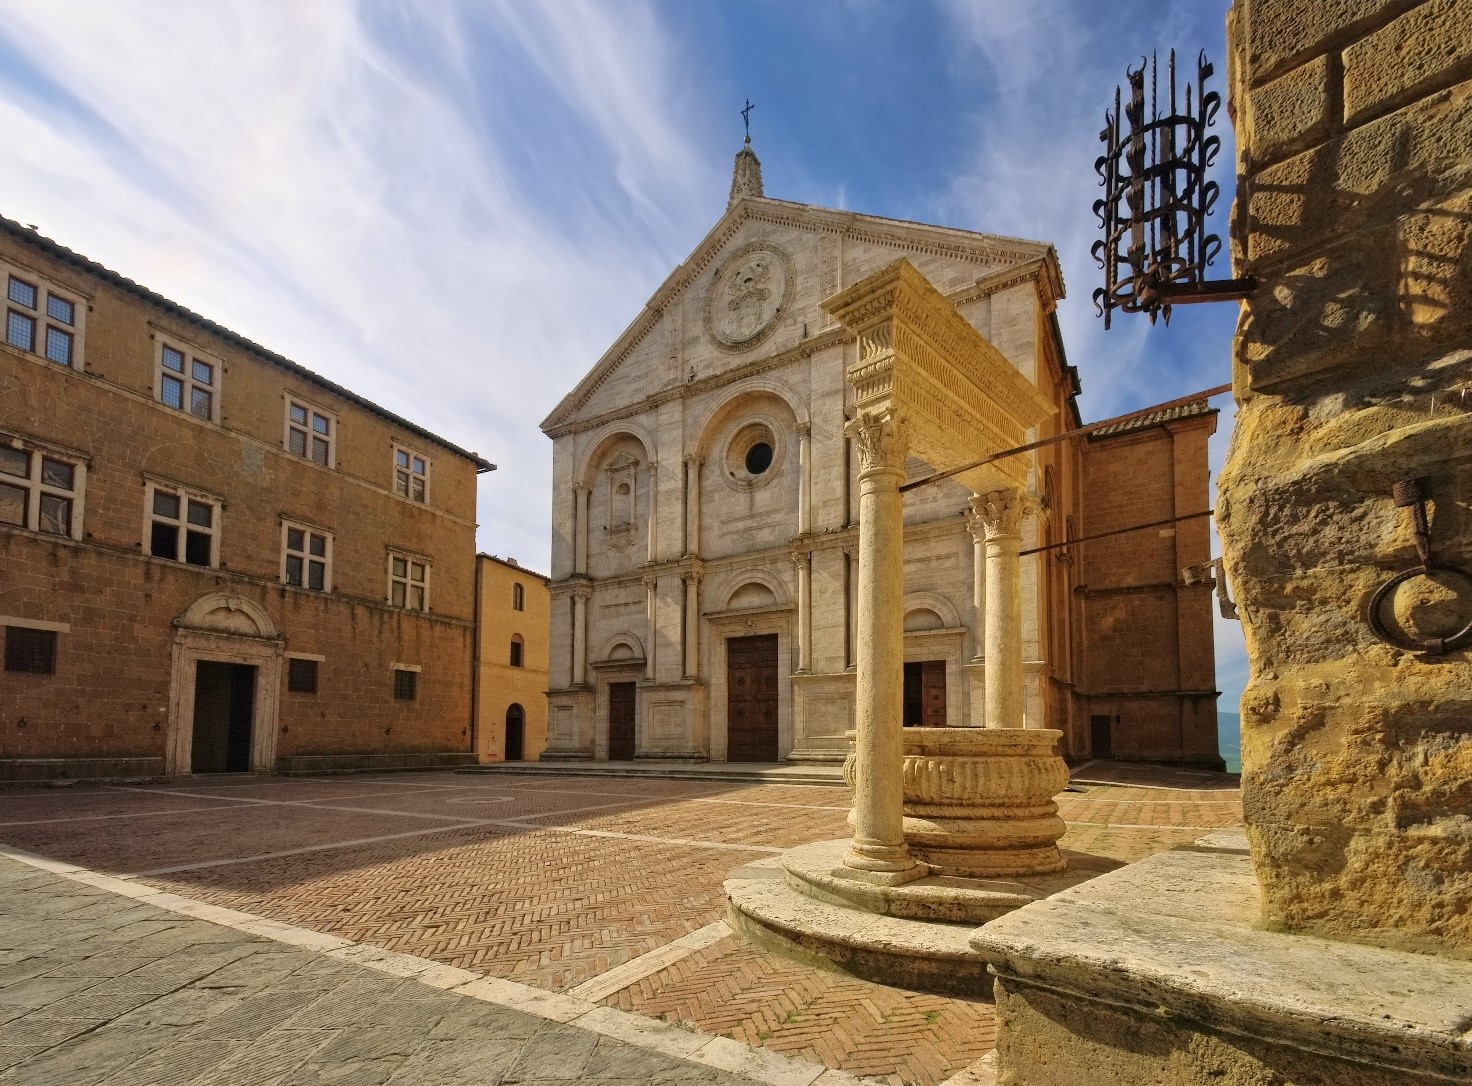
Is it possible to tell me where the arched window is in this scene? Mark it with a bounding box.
[510,634,524,668]
[512,583,524,611]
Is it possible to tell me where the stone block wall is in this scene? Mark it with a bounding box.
[0,223,479,771]
[1222,0,1472,954]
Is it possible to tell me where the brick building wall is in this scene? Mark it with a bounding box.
[0,219,490,778]
[475,555,550,762]
[1076,408,1222,768]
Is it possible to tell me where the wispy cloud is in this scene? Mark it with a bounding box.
[0,0,716,572]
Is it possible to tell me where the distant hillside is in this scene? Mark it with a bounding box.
[1218,711,1241,773]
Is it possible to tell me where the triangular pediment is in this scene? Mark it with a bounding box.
[541,196,1061,435]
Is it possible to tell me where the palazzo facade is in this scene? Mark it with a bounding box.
[541,146,1221,768]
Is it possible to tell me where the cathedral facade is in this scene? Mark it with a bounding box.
[541,146,1221,769]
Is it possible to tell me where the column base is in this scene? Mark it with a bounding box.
[841,841,928,885]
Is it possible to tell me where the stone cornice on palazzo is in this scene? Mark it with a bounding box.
[540,196,1062,435]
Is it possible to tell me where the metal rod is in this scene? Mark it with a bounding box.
[1020,509,1214,557]
[898,381,1233,493]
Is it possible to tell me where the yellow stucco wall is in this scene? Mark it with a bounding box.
[475,554,549,761]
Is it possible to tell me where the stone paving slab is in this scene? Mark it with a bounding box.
[0,856,786,1086]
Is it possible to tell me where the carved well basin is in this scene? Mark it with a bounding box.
[845,726,1069,878]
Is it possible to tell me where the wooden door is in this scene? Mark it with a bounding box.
[608,682,636,761]
[903,660,947,727]
[727,635,779,762]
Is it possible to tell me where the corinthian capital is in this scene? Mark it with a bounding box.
[970,488,1035,540]
[844,409,909,476]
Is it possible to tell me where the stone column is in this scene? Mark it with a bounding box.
[571,583,591,687]
[683,455,702,558]
[842,409,924,881]
[683,569,700,678]
[574,485,591,575]
[645,462,658,562]
[791,549,811,673]
[797,422,812,536]
[643,575,657,681]
[974,489,1032,729]
[965,503,987,662]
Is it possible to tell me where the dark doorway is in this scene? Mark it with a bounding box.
[608,682,636,761]
[903,660,947,727]
[1090,714,1115,760]
[192,661,256,773]
[505,703,525,761]
[727,634,779,762]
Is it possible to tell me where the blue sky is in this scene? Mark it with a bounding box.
[0,0,1245,714]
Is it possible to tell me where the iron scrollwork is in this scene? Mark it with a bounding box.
[1092,50,1254,328]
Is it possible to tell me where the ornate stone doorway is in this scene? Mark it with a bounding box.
[167,594,283,775]
[726,634,779,762]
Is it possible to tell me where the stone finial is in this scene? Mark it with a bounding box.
[728,137,764,208]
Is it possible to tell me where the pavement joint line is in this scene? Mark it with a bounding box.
[1064,821,1235,831]
[0,843,877,1086]
[122,820,498,877]
[487,822,784,854]
[566,920,732,1003]
[0,801,265,827]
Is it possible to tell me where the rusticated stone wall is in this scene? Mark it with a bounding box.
[1220,0,1472,955]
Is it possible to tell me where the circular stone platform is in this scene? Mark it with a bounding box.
[725,841,1121,997]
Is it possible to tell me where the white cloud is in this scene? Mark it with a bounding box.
[0,0,717,572]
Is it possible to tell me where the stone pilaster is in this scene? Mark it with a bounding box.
[683,455,702,558]
[570,582,591,688]
[791,549,811,674]
[573,486,591,575]
[683,568,701,679]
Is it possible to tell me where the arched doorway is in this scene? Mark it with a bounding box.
[505,703,525,761]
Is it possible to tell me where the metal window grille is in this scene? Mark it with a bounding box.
[393,668,417,701]
[4,626,56,674]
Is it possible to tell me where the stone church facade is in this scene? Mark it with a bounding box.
[541,145,1221,768]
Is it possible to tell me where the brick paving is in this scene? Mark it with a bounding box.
[0,768,1242,1086]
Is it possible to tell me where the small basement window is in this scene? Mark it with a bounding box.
[287,657,319,694]
[4,625,56,674]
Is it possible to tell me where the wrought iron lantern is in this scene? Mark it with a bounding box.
[1093,50,1254,328]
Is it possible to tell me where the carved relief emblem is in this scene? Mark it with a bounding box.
[704,242,794,352]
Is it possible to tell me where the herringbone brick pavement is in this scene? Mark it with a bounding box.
[0,769,1243,1086]
[607,933,997,1086]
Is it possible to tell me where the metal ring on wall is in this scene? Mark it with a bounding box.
[1367,563,1472,655]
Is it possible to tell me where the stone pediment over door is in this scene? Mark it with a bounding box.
[174,593,281,641]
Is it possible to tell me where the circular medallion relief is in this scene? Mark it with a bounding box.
[704,242,794,352]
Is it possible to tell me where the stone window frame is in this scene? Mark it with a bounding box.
[512,582,525,611]
[143,478,221,570]
[391,661,421,701]
[510,634,524,668]
[154,337,222,425]
[284,397,337,469]
[721,414,784,493]
[392,444,430,504]
[286,653,322,695]
[281,519,333,592]
[0,433,86,541]
[387,549,430,612]
[1,261,85,371]
[1,615,68,675]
